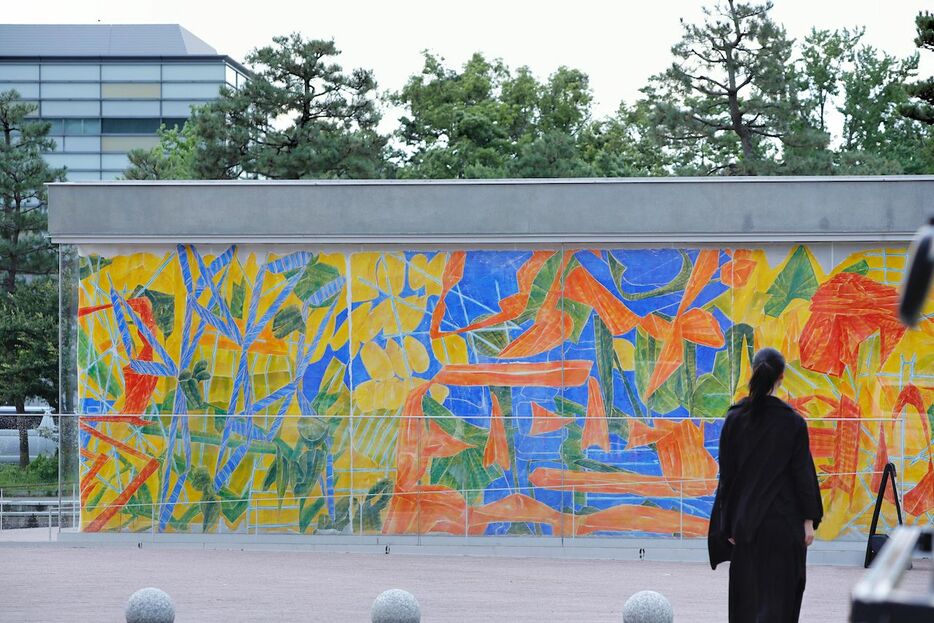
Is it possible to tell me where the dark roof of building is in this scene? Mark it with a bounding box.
[0,24,219,57]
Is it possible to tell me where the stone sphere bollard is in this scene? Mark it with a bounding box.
[371,588,421,623]
[125,587,175,623]
[622,590,673,623]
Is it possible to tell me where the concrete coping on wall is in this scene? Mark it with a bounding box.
[47,176,934,245]
[54,531,875,566]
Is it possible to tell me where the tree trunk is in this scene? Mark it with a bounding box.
[16,396,29,468]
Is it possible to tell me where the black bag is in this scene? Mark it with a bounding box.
[864,463,904,568]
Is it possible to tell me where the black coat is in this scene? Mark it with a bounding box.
[708,396,824,570]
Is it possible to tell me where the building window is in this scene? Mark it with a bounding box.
[41,65,101,81]
[0,82,40,99]
[101,83,161,99]
[161,117,189,129]
[101,101,161,117]
[161,64,225,81]
[41,83,101,99]
[101,136,161,152]
[100,65,161,82]
[161,82,223,99]
[61,118,101,135]
[101,118,162,134]
[41,101,100,117]
[162,101,208,117]
[0,65,40,81]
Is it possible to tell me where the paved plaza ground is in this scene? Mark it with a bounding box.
[2,537,931,622]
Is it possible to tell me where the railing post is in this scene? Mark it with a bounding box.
[48,506,52,542]
[571,486,576,540]
[151,499,156,541]
[0,488,4,533]
[72,482,77,530]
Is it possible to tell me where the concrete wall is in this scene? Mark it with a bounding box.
[49,177,933,243]
[50,178,934,541]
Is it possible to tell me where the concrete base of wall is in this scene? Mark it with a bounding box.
[58,531,876,566]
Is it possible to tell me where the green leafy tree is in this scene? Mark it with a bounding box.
[798,28,863,136]
[393,53,596,178]
[836,45,928,173]
[901,11,934,125]
[123,123,198,180]
[787,33,924,175]
[578,102,673,176]
[0,279,58,468]
[644,0,803,174]
[0,90,63,466]
[188,35,389,179]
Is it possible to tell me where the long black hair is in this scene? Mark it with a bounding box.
[745,347,785,411]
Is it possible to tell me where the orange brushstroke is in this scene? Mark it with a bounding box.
[483,394,510,470]
[678,250,720,316]
[121,367,160,415]
[904,460,934,517]
[564,266,640,335]
[870,424,896,504]
[469,493,564,534]
[85,458,159,532]
[498,304,573,359]
[80,453,108,504]
[720,254,757,288]
[893,385,930,439]
[394,383,433,490]
[644,250,724,398]
[529,402,570,435]
[819,396,862,498]
[529,467,681,497]
[640,314,672,341]
[800,273,906,376]
[78,297,163,415]
[645,324,684,397]
[575,504,709,537]
[678,308,726,348]
[80,421,149,461]
[626,419,680,449]
[381,485,467,535]
[499,252,572,358]
[807,426,837,459]
[81,415,151,426]
[77,303,113,317]
[655,420,719,497]
[424,419,475,459]
[435,361,592,388]
[430,251,554,338]
[581,377,610,451]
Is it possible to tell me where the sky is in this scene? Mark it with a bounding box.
[4,0,932,121]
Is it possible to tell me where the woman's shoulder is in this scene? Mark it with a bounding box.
[765,396,808,427]
[724,397,805,424]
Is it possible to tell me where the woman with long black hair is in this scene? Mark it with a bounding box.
[709,347,824,622]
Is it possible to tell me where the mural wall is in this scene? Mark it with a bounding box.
[75,245,934,539]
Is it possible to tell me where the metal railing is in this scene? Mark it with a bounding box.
[0,487,80,541]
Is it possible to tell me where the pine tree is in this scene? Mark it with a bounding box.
[0,90,63,466]
[901,12,934,125]
[644,0,803,175]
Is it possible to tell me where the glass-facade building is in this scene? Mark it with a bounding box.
[0,24,248,180]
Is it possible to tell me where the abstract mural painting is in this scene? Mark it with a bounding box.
[74,245,934,539]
